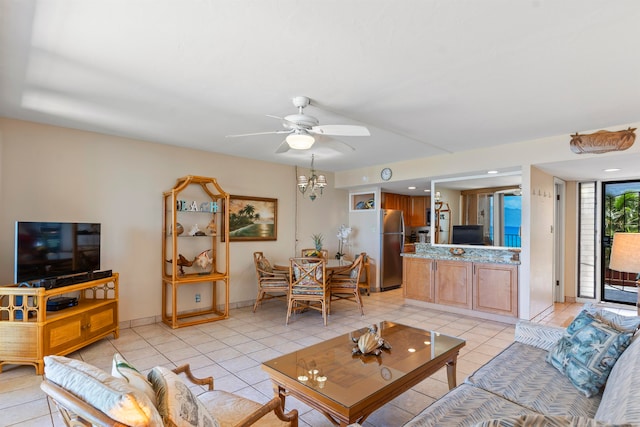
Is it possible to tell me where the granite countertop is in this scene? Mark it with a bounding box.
[402,243,520,265]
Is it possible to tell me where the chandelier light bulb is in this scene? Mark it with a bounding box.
[297,154,326,201]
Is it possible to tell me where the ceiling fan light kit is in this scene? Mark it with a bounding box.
[286,132,315,149]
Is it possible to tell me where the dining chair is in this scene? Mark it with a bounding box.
[252,252,289,312]
[358,253,371,296]
[328,252,366,315]
[301,248,329,259]
[287,257,329,326]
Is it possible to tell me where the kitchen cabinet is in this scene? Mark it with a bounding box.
[473,263,518,317]
[382,192,409,212]
[408,196,429,227]
[434,260,473,309]
[402,256,519,318]
[402,257,434,302]
[382,193,429,227]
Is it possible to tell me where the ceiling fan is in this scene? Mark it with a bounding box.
[226,96,370,153]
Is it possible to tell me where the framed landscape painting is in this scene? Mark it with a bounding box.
[228,196,277,241]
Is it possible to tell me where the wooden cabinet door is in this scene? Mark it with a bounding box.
[473,263,518,316]
[409,196,427,227]
[434,260,472,308]
[403,257,434,302]
[44,313,85,355]
[85,302,118,340]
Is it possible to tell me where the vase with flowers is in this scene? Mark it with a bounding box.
[336,224,352,259]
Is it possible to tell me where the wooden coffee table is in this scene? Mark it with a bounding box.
[262,321,465,426]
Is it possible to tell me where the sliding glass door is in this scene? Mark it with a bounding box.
[601,180,640,305]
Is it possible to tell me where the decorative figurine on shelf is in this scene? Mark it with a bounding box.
[206,219,216,235]
[175,223,184,236]
[351,324,391,356]
[188,224,206,236]
[195,249,213,271]
[166,254,193,275]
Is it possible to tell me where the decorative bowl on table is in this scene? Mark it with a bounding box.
[449,247,465,256]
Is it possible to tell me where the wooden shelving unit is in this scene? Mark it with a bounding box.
[162,175,230,328]
[0,274,119,374]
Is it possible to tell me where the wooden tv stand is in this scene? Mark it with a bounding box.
[0,273,119,375]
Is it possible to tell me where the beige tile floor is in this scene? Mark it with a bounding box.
[0,289,633,427]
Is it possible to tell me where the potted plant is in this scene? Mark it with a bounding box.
[311,233,324,252]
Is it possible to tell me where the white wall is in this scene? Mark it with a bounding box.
[0,118,346,322]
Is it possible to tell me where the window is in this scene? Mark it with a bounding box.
[578,182,596,299]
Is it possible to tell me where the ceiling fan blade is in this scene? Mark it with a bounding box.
[310,124,370,136]
[324,139,356,153]
[225,130,291,138]
[274,139,291,153]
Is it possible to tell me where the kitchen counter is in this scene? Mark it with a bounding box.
[402,243,520,265]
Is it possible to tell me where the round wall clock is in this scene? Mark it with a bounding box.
[381,167,392,181]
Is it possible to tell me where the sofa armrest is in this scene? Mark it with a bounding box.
[514,321,564,351]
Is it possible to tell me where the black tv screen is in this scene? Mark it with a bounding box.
[451,225,484,245]
[15,222,101,283]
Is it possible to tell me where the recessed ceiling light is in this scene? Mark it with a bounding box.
[424,189,430,193]
[408,186,416,190]
[603,168,621,172]
[487,170,499,174]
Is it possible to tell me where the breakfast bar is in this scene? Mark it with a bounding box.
[402,243,521,322]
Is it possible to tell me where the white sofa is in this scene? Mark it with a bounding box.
[403,307,640,427]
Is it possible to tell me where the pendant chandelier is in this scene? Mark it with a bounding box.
[297,154,327,201]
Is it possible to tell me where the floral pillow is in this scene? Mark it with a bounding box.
[547,310,633,397]
[111,353,157,405]
[148,366,219,427]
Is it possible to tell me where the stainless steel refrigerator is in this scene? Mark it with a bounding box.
[380,209,405,291]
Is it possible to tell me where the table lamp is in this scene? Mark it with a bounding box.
[608,232,640,315]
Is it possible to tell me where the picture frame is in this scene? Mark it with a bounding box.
[227,195,277,241]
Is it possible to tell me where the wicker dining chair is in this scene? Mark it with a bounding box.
[287,257,329,326]
[328,252,365,315]
[253,252,289,312]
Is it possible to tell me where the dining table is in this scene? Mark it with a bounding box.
[274,258,353,272]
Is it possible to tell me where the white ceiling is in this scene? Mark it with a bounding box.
[2,0,640,185]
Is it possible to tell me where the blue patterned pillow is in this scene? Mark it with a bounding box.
[547,311,633,397]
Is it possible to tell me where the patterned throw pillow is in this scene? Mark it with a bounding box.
[547,311,633,397]
[111,353,157,405]
[148,366,220,427]
[582,303,640,333]
[44,355,163,427]
[257,257,273,274]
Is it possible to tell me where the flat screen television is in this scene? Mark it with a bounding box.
[15,222,101,283]
[451,225,484,245]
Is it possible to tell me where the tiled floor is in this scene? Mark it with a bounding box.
[0,290,632,427]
